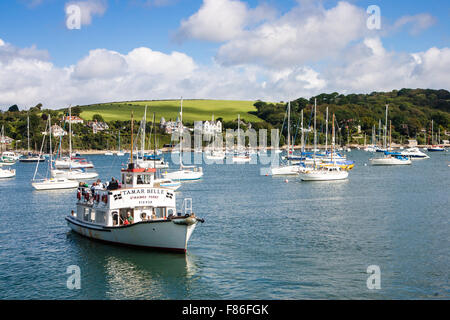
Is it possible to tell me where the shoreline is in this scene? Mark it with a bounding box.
[6,144,449,155]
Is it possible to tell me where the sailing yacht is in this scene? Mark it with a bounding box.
[271,101,300,175]
[300,105,349,181]
[231,114,251,163]
[163,98,203,181]
[427,121,445,151]
[31,115,78,190]
[370,108,412,166]
[52,107,98,179]
[205,115,225,161]
[19,115,45,163]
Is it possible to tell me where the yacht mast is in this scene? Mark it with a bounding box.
[431,120,434,145]
[313,98,317,165]
[130,111,134,165]
[332,114,335,164]
[384,104,388,149]
[325,107,328,152]
[300,109,304,154]
[69,106,72,159]
[179,97,183,169]
[287,101,291,159]
[142,105,147,157]
[27,113,30,154]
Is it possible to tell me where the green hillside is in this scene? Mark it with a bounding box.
[78,100,262,123]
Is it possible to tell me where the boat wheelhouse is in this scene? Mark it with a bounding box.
[66,164,203,252]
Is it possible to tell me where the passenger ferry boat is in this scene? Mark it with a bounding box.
[66,163,203,252]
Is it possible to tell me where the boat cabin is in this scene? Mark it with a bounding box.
[74,164,177,228]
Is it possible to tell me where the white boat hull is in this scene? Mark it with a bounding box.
[300,170,349,181]
[231,156,251,163]
[370,158,412,165]
[54,160,94,169]
[163,169,203,181]
[270,165,299,175]
[66,216,197,253]
[0,169,15,178]
[51,169,99,180]
[32,178,79,190]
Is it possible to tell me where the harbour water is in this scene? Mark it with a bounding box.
[0,151,448,299]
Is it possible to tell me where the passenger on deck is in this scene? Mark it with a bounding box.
[107,177,119,190]
[126,212,133,224]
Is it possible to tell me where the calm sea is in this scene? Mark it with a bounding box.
[0,150,448,299]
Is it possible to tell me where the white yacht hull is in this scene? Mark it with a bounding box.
[300,170,348,181]
[231,156,251,163]
[0,169,16,178]
[270,165,299,175]
[370,158,412,165]
[66,216,197,253]
[163,169,203,181]
[51,169,99,180]
[32,178,79,190]
[54,160,94,169]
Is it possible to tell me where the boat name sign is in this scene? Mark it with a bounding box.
[109,188,175,209]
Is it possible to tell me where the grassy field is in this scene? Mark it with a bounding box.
[78,100,262,123]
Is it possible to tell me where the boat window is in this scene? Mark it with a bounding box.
[95,210,106,224]
[143,174,152,184]
[112,211,119,226]
[137,175,144,184]
[155,207,166,218]
[167,208,174,217]
[125,174,133,185]
[90,209,96,222]
[83,208,89,221]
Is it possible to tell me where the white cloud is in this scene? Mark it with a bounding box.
[65,0,107,26]
[73,49,127,79]
[393,13,437,35]
[215,1,368,69]
[1,37,450,110]
[175,0,275,42]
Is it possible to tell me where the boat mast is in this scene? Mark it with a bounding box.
[153,112,156,169]
[287,101,291,162]
[130,111,134,165]
[389,120,392,151]
[49,115,53,171]
[431,120,434,145]
[237,113,240,152]
[313,98,317,166]
[332,114,335,164]
[142,105,147,157]
[27,113,30,154]
[325,107,328,153]
[378,119,381,147]
[179,97,183,169]
[300,109,304,154]
[384,104,388,149]
[69,106,72,160]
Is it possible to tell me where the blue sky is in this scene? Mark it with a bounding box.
[0,0,449,108]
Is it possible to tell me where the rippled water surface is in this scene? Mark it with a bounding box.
[0,151,449,299]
